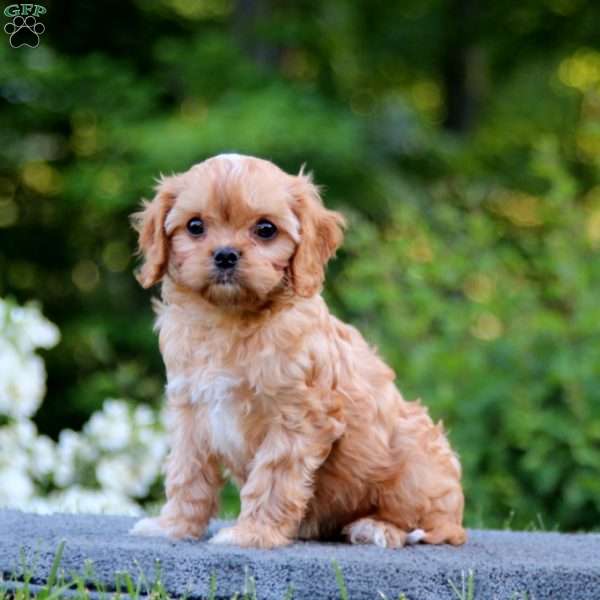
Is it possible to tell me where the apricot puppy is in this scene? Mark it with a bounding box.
[130,154,466,549]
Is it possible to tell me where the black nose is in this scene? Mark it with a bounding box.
[213,246,240,270]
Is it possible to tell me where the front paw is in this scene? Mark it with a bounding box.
[209,521,291,549]
[130,516,205,540]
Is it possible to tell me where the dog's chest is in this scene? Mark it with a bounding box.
[161,321,276,465]
[203,373,246,461]
[168,368,251,463]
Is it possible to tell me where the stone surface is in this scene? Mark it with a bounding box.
[1,510,600,599]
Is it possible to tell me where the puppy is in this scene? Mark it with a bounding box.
[130,154,466,549]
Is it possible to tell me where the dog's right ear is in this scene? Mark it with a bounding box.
[130,176,178,288]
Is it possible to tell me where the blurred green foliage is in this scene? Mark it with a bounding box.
[2,0,600,530]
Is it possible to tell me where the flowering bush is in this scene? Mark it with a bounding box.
[0,298,167,515]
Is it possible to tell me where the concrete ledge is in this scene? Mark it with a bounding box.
[1,510,600,599]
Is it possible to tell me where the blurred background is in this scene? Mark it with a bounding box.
[1,0,600,530]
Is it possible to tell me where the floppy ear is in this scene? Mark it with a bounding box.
[289,172,346,298]
[130,176,178,288]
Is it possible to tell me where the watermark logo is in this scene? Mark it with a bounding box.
[4,4,46,48]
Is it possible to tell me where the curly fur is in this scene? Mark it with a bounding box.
[130,154,466,549]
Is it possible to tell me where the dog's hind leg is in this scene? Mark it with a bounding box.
[420,514,467,545]
[342,516,409,549]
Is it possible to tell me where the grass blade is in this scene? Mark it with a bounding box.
[207,572,217,600]
[332,560,348,600]
[45,540,65,593]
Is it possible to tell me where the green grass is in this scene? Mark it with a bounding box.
[448,570,475,600]
[446,570,530,600]
[0,540,177,600]
[0,542,285,600]
[0,543,533,600]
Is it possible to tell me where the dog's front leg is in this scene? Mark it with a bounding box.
[131,401,222,539]
[211,403,344,548]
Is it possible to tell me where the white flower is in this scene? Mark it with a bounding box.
[30,434,56,477]
[0,422,33,472]
[0,341,25,415]
[96,455,134,495]
[96,452,158,498]
[18,496,55,514]
[0,297,169,515]
[53,431,78,487]
[9,304,60,352]
[10,487,142,516]
[0,466,34,505]
[134,404,155,427]
[0,341,46,419]
[54,429,97,487]
[13,354,45,418]
[48,486,143,516]
[147,431,168,463]
[15,419,37,444]
[53,461,74,488]
[0,299,59,420]
[85,399,132,451]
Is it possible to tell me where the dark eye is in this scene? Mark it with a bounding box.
[186,217,204,236]
[254,219,278,240]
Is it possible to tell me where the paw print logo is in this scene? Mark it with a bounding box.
[4,15,45,48]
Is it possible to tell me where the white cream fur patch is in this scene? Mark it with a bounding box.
[130,517,168,538]
[406,528,426,544]
[167,371,245,461]
[209,525,238,545]
[213,153,246,177]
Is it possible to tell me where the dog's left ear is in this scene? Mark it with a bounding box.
[130,175,179,288]
[289,171,346,298]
